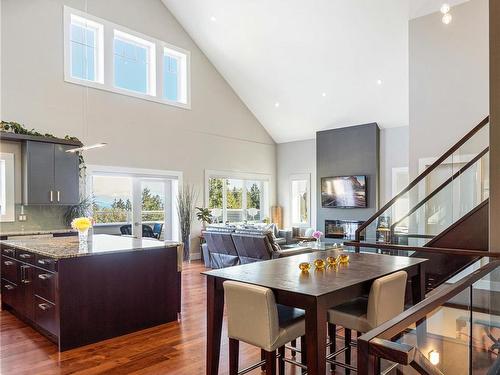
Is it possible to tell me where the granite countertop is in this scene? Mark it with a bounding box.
[0,234,182,259]
[0,229,76,237]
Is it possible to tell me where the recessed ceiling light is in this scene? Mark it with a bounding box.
[442,13,452,24]
[274,102,280,108]
[210,16,217,22]
[440,3,450,14]
[322,92,327,97]
[376,79,383,85]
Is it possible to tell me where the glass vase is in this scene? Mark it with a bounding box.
[78,228,89,249]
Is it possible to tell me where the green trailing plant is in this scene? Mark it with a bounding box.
[64,196,94,227]
[1,120,86,176]
[177,185,198,261]
[195,207,212,227]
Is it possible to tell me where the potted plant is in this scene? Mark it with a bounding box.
[177,185,198,261]
[196,207,212,230]
[64,196,94,227]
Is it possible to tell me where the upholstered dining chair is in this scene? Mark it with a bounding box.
[327,271,408,374]
[223,281,306,375]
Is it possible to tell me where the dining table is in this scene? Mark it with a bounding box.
[203,248,427,375]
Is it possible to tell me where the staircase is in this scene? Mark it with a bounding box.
[348,116,490,292]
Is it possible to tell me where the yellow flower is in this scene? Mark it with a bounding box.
[71,217,92,231]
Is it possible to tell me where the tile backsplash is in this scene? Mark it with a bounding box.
[0,204,69,233]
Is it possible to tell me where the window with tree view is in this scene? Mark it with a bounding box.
[208,177,267,223]
[92,176,133,224]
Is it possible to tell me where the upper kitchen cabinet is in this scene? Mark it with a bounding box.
[23,141,79,205]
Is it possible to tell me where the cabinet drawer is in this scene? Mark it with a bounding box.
[35,255,58,272]
[34,297,58,336]
[1,247,16,258]
[17,251,36,264]
[1,279,18,307]
[1,256,18,283]
[34,269,56,303]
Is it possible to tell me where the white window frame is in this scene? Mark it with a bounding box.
[163,47,189,105]
[289,173,311,227]
[113,30,156,96]
[0,153,15,222]
[63,6,191,109]
[66,13,104,84]
[204,170,271,223]
[86,165,182,240]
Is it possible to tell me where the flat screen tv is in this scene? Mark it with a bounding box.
[321,176,367,208]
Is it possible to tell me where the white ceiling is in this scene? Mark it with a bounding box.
[162,0,469,143]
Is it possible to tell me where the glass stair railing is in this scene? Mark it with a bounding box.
[356,116,489,247]
[357,259,500,375]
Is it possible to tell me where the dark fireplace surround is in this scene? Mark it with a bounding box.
[325,219,365,240]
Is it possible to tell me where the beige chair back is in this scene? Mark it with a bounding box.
[223,281,280,350]
[367,271,407,328]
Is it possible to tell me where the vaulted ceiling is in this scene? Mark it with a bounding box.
[162,0,470,143]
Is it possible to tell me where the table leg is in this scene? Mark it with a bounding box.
[305,299,327,375]
[206,276,224,375]
[412,263,427,348]
[411,263,426,305]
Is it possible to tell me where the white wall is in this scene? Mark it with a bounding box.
[409,0,489,178]
[277,131,409,229]
[380,127,409,204]
[277,139,316,230]
[1,0,276,257]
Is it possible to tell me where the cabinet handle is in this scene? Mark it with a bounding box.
[50,190,53,202]
[19,253,32,259]
[38,259,54,265]
[3,248,15,255]
[38,303,52,311]
[3,284,14,291]
[20,265,31,284]
[57,191,61,202]
[3,260,14,266]
[38,273,52,280]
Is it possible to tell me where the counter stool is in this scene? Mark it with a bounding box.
[223,280,306,375]
[327,271,408,374]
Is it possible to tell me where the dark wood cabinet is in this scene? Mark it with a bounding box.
[54,144,79,205]
[1,248,58,339]
[0,241,180,351]
[23,141,79,205]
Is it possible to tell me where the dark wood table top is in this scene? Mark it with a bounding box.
[203,250,427,297]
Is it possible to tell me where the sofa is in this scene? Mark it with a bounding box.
[201,225,310,268]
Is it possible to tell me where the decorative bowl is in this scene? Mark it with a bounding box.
[299,262,312,272]
[314,258,326,270]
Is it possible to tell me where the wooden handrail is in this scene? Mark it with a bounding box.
[368,338,444,375]
[389,147,489,232]
[355,116,490,241]
[343,241,498,257]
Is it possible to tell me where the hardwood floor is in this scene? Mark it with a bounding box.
[0,261,354,374]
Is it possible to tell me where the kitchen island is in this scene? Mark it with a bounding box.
[0,234,182,351]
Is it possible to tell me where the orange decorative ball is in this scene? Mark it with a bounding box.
[299,262,311,272]
[339,254,350,264]
[326,256,338,266]
[314,258,326,269]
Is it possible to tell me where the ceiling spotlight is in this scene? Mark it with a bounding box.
[440,3,450,14]
[274,102,280,108]
[210,16,217,22]
[376,79,383,85]
[65,143,107,153]
[322,92,327,97]
[442,13,452,24]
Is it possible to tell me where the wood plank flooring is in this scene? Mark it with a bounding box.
[0,261,353,374]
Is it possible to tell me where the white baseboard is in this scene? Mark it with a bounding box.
[190,252,201,260]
